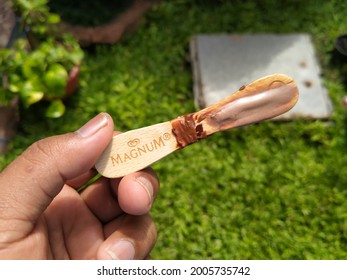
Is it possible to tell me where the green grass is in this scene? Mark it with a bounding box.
[1,0,347,259]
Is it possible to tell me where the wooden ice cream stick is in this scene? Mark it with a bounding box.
[95,74,299,178]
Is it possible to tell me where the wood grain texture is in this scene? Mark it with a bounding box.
[95,121,177,178]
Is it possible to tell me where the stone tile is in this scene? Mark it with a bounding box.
[190,34,332,120]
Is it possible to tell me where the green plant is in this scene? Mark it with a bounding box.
[12,0,60,44]
[0,35,83,118]
[0,0,84,118]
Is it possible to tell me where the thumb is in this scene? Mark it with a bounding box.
[0,113,114,239]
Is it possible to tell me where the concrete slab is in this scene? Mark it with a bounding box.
[190,34,332,120]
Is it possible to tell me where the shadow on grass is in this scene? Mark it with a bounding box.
[49,0,134,26]
[330,50,347,89]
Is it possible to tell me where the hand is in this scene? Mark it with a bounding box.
[0,113,159,259]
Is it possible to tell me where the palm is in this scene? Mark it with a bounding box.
[43,185,106,259]
[15,183,114,259]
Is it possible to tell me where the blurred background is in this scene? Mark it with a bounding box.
[1,0,347,259]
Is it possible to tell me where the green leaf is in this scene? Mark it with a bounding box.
[20,80,44,107]
[47,13,61,24]
[8,74,22,93]
[45,99,65,118]
[9,84,20,93]
[32,0,49,7]
[44,64,68,98]
[22,54,43,78]
[68,51,84,66]
[16,0,32,11]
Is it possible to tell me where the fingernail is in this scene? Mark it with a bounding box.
[106,240,136,260]
[136,176,154,207]
[76,113,109,138]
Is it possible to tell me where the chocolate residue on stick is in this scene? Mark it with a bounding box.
[171,114,206,148]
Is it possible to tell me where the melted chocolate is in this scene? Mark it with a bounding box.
[171,77,298,149]
[206,83,295,131]
[171,114,206,148]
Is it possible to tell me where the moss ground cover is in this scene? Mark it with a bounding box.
[1,0,347,259]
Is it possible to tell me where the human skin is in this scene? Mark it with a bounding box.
[0,113,159,259]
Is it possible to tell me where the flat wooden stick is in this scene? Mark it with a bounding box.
[95,74,299,178]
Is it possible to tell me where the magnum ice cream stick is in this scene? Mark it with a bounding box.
[96,74,298,178]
